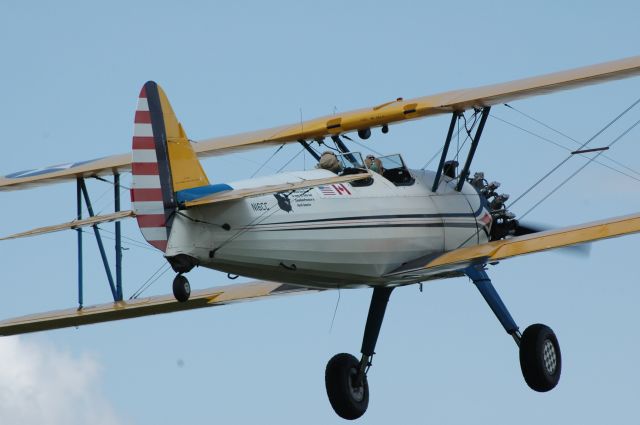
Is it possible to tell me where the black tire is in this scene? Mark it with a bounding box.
[325,353,369,420]
[519,323,561,392]
[172,274,191,302]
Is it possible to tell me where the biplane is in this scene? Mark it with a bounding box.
[2,56,640,420]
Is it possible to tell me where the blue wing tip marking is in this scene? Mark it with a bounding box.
[4,157,105,179]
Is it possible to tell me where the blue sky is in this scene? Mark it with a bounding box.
[1,1,640,424]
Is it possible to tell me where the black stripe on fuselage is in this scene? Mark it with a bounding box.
[250,222,479,232]
[256,212,483,228]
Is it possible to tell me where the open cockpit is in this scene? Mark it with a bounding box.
[316,151,415,186]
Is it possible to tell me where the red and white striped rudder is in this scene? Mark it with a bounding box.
[130,82,176,252]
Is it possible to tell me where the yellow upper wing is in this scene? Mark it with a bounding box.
[3,55,640,191]
[194,55,640,155]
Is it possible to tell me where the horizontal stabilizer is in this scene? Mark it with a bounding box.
[183,172,371,207]
[0,210,135,241]
[0,280,322,336]
[4,56,640,191]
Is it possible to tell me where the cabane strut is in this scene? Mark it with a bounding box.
[431,107,491,192]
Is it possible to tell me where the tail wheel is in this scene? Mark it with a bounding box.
[325,353,369,420]
[172,274,191,303]
[519,324,561,392]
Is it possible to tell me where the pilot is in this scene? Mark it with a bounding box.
[365,154,383,174]
[443,160,458,179]
[317,151,342,174]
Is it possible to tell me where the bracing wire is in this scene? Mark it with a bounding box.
[212,191,295,253]
[519,115,640,220]
[129,261,172,299]
[81,227,157,252]
[329,289,341,333]
[251,143,285,177]
[92,175,132,190]
[442,104,640,251]
[453,111,479,161]
[505,103,640,179]
[79,227,171,300]
[277,147,306,172]
[212,185,315,256]
[420,112,474,170]
[421,147,444,170]
[96,227,158,252]
[492,114,640,183]
[89,186,118,216]
[345,137,385,157]
[508,95,640,209]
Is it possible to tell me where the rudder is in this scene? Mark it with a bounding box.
[130,81,210,251]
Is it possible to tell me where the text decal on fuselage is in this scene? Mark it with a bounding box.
[251,202,270,212]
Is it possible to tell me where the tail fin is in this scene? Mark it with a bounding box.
[130,81,210,251]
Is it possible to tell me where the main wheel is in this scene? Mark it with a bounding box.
[325,353,369,420]
[519,323,561,392]
[172,274,191,302]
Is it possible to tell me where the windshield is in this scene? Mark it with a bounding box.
[335,151,365,169]
[378,154,406,170]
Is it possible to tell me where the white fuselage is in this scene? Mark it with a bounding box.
[165,169,490,288]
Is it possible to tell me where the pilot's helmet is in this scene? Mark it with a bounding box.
[318,151,342,173]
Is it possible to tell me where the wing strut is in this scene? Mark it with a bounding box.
[455,107,491,191]
[331,135,359,166]
[76,174,125,306]
[76,179,83,307]
[298,139,321,161]
[114,172,123,301]
[432,112,460,192]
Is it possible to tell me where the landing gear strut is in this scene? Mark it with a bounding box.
[325,287,393,420]
[465,266,561,392]
[325,269,560,418]
[172,274,191,302]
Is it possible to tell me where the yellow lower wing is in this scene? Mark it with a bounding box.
[0,281,323,336]
[0,210,135,241]
[426,212,640,270]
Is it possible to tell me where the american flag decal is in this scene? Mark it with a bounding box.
[479,210,492,237]
[317,183,352,197]
[480,212,492,226]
